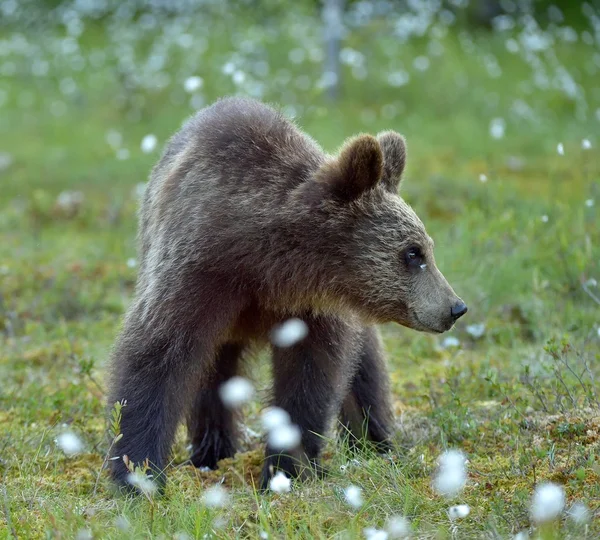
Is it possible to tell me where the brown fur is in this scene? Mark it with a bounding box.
[106,97,466,492]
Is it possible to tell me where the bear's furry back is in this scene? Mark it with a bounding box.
[135,97,341,314]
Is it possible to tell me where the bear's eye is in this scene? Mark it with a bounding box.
[404,247,423,267]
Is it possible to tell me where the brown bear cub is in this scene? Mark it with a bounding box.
[107,96,466,492]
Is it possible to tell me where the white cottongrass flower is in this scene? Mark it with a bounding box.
[344,485,364,509]
[269,471,292,493]
[270,318,308,347]
[364,527,388,540]
[126,258,137,268]
[385,515,411,538]
[479,174,487,182]
[489,117,505,139]
[585,199,594,207]
[582,138,592,150]
[465,323,485,339]
[219,376,254,408]
[567,501,590,524]
[513,532,529,540]
[116,148,130,161]
[126,471,157,496]
[202,485,229,508]
[541,215,549,223]
[433,449,467,497]
[261,406,291,431]
[140,134,157,153]
[448,504,470,520]
[56,432,83,456]
[530,482,565,524]
[441,336,460,349]
[268,423,301,451]
[184,76,203,93]
[75,529,93,540]
[557,142,565,155]
[259,531,269,539]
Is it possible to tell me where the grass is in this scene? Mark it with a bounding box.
[1,3,599,538]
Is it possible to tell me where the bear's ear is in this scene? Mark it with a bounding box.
[317,134,383,202]
[376,131,407,193]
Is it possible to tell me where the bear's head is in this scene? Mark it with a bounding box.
[311,131,466,333]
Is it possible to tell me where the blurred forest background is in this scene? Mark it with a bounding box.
[1,0,599,539]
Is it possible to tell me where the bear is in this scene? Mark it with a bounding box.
[106,96,467,492]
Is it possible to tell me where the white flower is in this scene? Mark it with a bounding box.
[385,515,411,538]
[513,532,529,540]
[465,323,485,339]
[479,174,488,183]
[270,319,308,347]
[116,148,130,161]
[490,117,505,139]
[202,485,229,508]
[140,134,157,153]
[541,215,549,223]
[448,504,470,519]
[433,450,467,497]
[557,142,564,155]
[269,472,291,493]
[114,516,130,531]
[582,138,592,150]
[219,376,254,408]
[126,258,137,268]
[259,531,269,539]
[441,336,460,349]
[105,129,122,149]
[232,70,246,85]
[133,182,146,200]
[184,76,203,93]
[261,407,291,431]
[126,471,157,496]
[344,485,363,509]
[56,432,83,456]
[364,527,388,540]
[585,199,594,207]
[75,529,93,540]
[530,482,565,524]
[568,501,590,524]
[268,423,301,451]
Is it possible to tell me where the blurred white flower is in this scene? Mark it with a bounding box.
[259,531,269,539]
[531,482,565,524]
[448,504,470,519]
[261,406,291,431]
[582,139,592,150]
[441,336,460,349]
[270,318,308,347]
[465,323,485,339]
[433,449,467,497]
[490,117,505,139]
[127,471,157,496]
[268,423,301,451]
[56,191,84,214]
[269,471,291,493]
[344,485,363,509]
[133,182,146,200]
[116,148,130,161]
[387,71,410,88]
[541,215,549,223]
[219,376,254,408]
[557,142,564,155]
[479,174,487,183]
[105,129,122,149]
[184,76,203,93]
[75,529,93,540]
[0,152,13,171]
[56,432,83,456]
[513,532,528,540]
[364,527,388,540]
[202,485,229,508]
[413,56,430,72]
[114,516,130,531]
[232,70,246,85]
[385,515,411,538]
[126,258,137,268]
[568,501,590,524]
[141,134,157,153]
[585,199,594,207]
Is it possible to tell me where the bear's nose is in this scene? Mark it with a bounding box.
[451,302,468,320]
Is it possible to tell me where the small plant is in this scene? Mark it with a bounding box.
[94,399,126,495]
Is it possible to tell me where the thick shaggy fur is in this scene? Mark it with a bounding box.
[107,97,465,491]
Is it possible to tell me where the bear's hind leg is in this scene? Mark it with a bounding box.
[260,315,361,490]
[339,326,395,452]
[187,342,244,469]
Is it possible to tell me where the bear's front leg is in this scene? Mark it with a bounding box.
[339,325,395,453]
[260,314,362,490]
